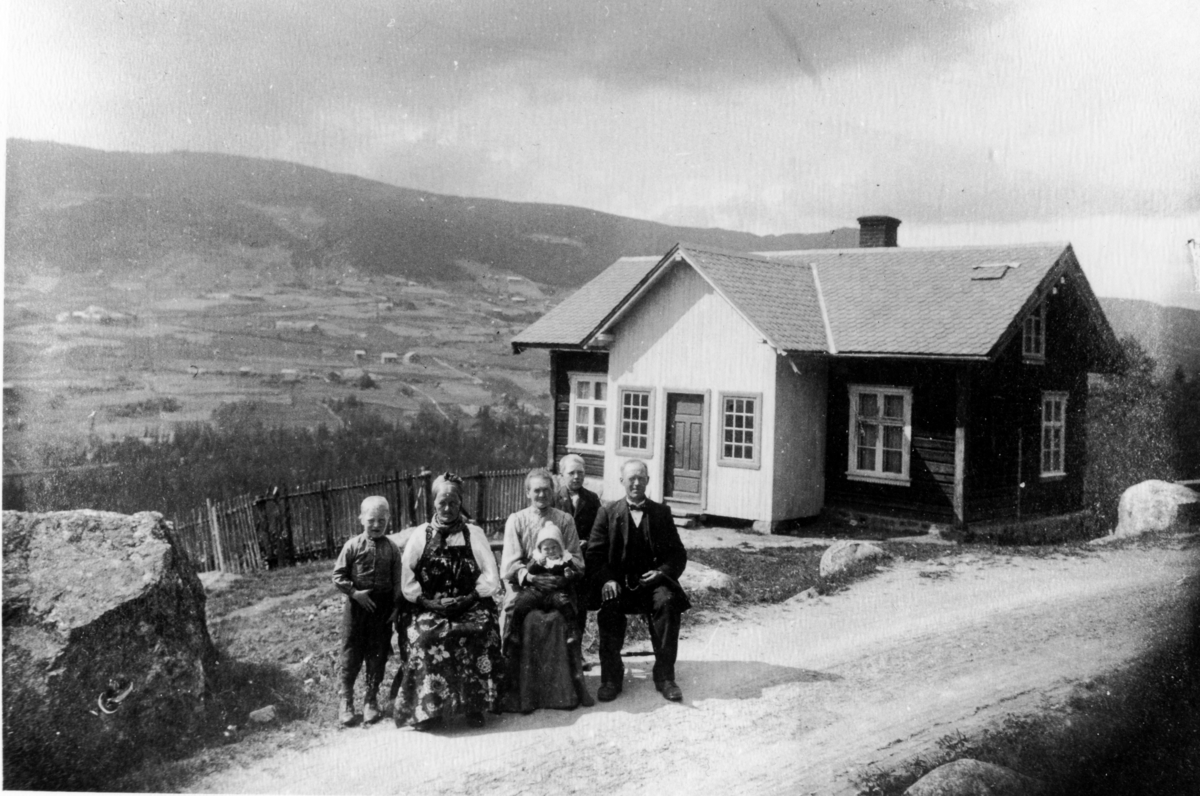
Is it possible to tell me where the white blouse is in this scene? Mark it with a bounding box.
[400,522,500,603]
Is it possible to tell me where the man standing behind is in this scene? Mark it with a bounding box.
[586,459,690,703]
[554,454,602,550]
[554,453,602,643]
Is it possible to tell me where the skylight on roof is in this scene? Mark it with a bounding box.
[970,262,1021,280]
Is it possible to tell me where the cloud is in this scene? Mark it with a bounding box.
[9,0,1007,139]
[7,0,1198,278]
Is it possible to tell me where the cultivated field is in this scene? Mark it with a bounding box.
[3,260,556,466]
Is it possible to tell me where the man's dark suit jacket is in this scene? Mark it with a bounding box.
[586,498,690,611]
[554,485,601,547]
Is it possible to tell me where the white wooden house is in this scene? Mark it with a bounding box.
[513,216,1122,533]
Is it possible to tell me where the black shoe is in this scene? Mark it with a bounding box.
[656,680,683,702]
[412,716,443,732]
[596,681,623,702]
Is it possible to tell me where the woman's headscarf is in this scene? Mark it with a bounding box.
[429,472,467,539]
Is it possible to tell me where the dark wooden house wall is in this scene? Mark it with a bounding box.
[824,275,1093,525]
[548,350,609,478]
[967,281,1090,521]
[825,359,959,520]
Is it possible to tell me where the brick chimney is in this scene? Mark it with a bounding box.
[857,215,901,248]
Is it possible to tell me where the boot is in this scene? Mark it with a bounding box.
[362,660,384,724]
[497,645,522,713]
[363,694,380,724]
[388,663,405,702]
[338,681,357,727]
[570,644,594,708]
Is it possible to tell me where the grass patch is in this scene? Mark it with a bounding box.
[205,560,333,617]
[689,546,826,606]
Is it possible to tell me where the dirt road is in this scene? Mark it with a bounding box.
[192,540,1198,795]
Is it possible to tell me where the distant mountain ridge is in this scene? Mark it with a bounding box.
[1099,297,1200,377]
[4,139,857,287]
[8,140,1198,377]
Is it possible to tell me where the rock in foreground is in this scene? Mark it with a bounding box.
[819,539,891,578]
[2,510,217,790]
[679,561,735,595]
[904,758,1044,795]
[1111,479,1198,538]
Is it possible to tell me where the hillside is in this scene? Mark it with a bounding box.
[1099,297,1200,376]
[5,139,857,288]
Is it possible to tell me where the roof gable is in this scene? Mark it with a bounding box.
[588,244,829,353]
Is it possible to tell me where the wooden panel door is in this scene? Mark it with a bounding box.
[664,393,705,504]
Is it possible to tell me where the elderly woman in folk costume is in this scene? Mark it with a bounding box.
[394,473,502,730]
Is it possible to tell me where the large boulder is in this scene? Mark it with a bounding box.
[904,759,1044,796]
[2,510,217,790]
[819,539,891,578]
[1112,480,1199,538]
[679,561,735,596]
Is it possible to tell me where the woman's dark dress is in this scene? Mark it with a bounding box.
[394,525,502,724]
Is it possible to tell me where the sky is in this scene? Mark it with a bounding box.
[6,0,1200,306]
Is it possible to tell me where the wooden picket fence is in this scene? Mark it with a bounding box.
[170,468,530,574]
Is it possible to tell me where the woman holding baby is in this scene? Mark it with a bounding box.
[497,468,593,712]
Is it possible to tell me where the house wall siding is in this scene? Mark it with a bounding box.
[824,278,1092,525]
[604,263,779,521]
[772,356,827,519]
[967,282,1090,521]
[550,349,609,479]
[825,360,959,519]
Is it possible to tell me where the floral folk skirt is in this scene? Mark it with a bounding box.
[394,604,501,725]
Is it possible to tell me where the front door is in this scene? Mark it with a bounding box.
[664,392,705,505]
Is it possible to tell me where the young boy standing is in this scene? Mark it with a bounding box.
[332,496,402,726]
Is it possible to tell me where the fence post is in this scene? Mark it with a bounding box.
[421,469,433,523]
[400,473,413,527]
[207,498,226,572]
[320,481,335,557]
[475,473,487,529]
[390,470,402,525]
[280,485,296,566]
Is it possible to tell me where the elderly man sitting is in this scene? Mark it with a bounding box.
[587,459,690,703]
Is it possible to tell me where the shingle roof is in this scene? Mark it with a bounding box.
[680,247,830,351]
[512,241,1087,360]
[510,255,658,349]
[765,243,1069,356]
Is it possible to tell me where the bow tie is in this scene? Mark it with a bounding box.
[627,502,646,510]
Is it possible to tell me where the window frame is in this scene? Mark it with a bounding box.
[717,391,763,470]
[616,386,655,457]
[1040,391,1068,478]
[846,384,913,485]
[567,372,608,452]
[1023,299,1046,363]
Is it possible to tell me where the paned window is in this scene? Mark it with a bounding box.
[1041,392,1068,476]
[718,393,762,468]
[569,374,607,450]
[847,385,912,484]
[1023,300,1046,361]
[618,389,653,454]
